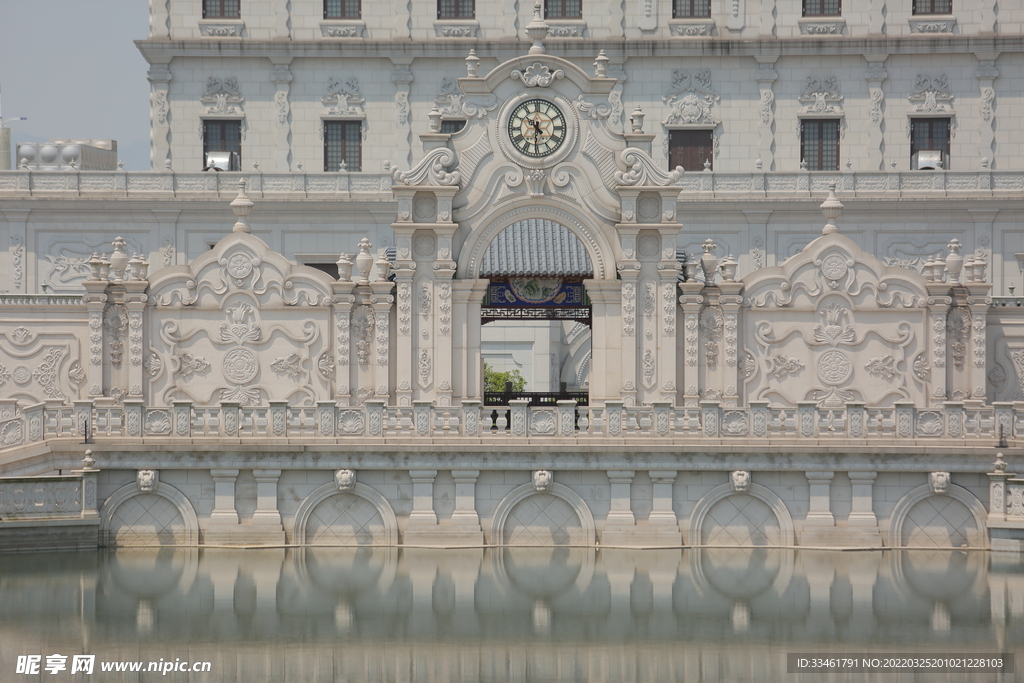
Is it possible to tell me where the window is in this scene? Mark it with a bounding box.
[437,0,474,19]
[324,120,362,172]
[913,0,951,13]
[545,0,582,19]
[800,119,840,171]
[305,262,341,279]
[910,118,950,169]
[668,130,713,172]
[203,0,240,19]
[441,120,466,134]
[202,120,241,170]
[803,0,840,16]
[324,0,360,18]
[673,0,711,18]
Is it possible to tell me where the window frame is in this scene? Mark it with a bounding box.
[672,0,711,18]
[802,0,841,17]
[545,0,582,19]
[799,119,840,172]
[202,119,242,171]
[440,120,467,135]
[668,128,714,173]
[324,0,361,19]
[912,0,951,14]
[203,0,241,19]
[909,117,951,170]
[437,0,475,20]
[323,120,363,172]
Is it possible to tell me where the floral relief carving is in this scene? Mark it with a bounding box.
[271,353,303,379]
[663,69,720,127]
[768,355,805,379]
[201,76,244,117]
[176,353,210,379]
[622,283,636,336]
[220,303,262,345]
[435,77,464,117]
[351,305,375,366]
[317,352,334,379]
[642,349,656,388]
[336,314,351,366]
[946,307,970,370]
[685,314,698,367]
[438,283,452,336]
[104,305,129,368]
[699,306,723,367]
[865,355,898,380]
[322,76,365,118]
[663,284,676,337]
[419,349,431,388]
[31,348,67,400]
[375,312,389,366]
[397,283,412,335]
[913,353,931,382]
[511,63,565,87]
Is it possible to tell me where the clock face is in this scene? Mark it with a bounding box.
[507,99,567,158]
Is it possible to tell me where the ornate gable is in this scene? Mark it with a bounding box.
[146,183,335,406]
[740,187,931,408]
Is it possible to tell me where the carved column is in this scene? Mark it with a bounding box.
[147,64,172,170]
[655,213,682,402]
[369,282,395,402]
[123,279,147,399]
[82,279,108,398]
[719,281,743,407]
[251,469,287,543]
[864,56,888,171]
[966,281,993,402]
[926,283,952,404]
[754,60,777,171]
[678,282,703,406]
[452,280,489,401]
[103,283,128,399]
[391,62,414,169]
[270,61,293,172]
[330,282,356,404]
[432,221,457,408]
[976,54,998,168]
[392,232,415,407]
[2,209,29,293]
[616,244,640,406]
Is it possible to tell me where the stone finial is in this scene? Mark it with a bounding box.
[700,238,718,284]
[230,179,254,233]
[820,182,843,235]
[532,469,553,492]
[82,449,97,471]
[164,158,172,171]
[995,452,1007,472]
[109,236,129,281]
[593,50,609,78]
[944,238,963,284]
[929,471,951,495]
[355,238,374,284]
[466,49,480,77]
[137,469,158,493]
[719,254,738,282]
[336,253,354,282]
[629,106,645,133]
[335,468,356,491]
[427,106,442,133]
[730,470,751,492]
[525,0,549,54]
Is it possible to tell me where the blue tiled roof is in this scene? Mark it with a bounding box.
[480,219,593,277]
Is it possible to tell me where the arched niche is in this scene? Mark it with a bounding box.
[887,483,987,549]
[688,481,796,547]
[292,482,399,546]
[490,481,597,547]
[99,481,200,547]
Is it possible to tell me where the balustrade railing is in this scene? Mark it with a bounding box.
[0,399,1018,449]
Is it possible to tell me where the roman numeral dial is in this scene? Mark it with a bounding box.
[507,99,567,158]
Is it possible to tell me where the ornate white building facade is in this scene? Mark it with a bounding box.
[1,0,1024,551]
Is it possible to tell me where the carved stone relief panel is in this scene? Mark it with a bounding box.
[147,234,334,406]
[0,327,84,404]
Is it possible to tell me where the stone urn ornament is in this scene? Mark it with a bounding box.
[700,238,718,284]
[336,253,354,282]
[355,238,374,284]
[109,236,129,281]
[719,254,739,282]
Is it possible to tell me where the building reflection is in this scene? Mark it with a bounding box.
[0,548,1018,681]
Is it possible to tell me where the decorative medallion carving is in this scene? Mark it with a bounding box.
[663,70,720,127]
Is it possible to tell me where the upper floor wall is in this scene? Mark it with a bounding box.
[152,0,1009,41]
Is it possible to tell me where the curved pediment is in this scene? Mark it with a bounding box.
[462,55,616,100]
[743,232,928,311]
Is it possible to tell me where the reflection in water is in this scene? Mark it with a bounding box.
[0,548,1020,681]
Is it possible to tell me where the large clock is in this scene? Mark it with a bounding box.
[507,99,567,158]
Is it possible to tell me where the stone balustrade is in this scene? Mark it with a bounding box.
[0,169,1020,199]
[0,472,98,520]
[0,398,1017,450]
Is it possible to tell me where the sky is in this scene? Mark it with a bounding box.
[0,1,151,169]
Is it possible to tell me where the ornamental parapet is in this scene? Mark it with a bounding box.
[1,399,1020,452]
[0,170,1021,200]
